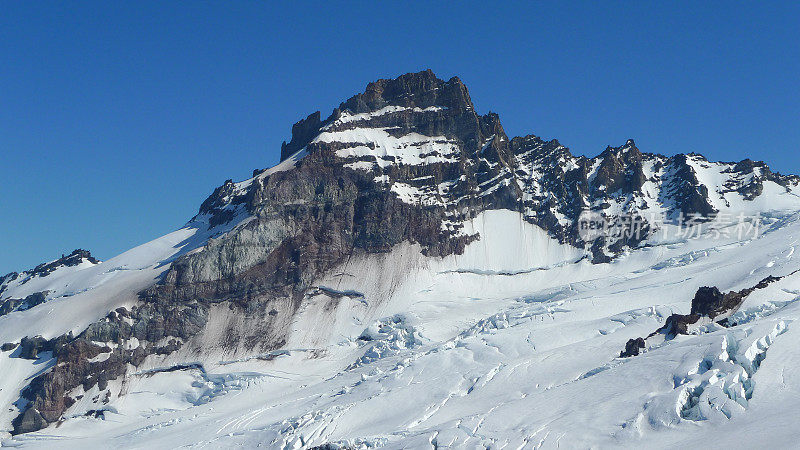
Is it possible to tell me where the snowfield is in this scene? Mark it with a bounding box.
[3,207,800,448]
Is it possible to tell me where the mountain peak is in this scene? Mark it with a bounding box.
[339,69,473,114]
[279,70,475,161]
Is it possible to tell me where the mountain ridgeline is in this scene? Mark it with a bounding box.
[4,70,799,435]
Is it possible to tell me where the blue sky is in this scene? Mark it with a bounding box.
[1,1,798,274]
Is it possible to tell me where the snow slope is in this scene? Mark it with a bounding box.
[0,216,246,345]
[0,215,253,435]
[4,207,800,447]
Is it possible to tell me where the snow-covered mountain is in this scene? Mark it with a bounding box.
[3,70,800,448]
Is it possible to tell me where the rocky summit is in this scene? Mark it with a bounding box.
[3,71,800,448]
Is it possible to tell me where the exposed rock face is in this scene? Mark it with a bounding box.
[1,342,17,352]
[1,250,99,304]
[280,111,324,162]
[28,249,99,278]
[724,159,798,200]
[0,272,18,298]
[19,335,51,360]
[690,286,746,318]
[200,70,799,262]
[8,70,800,434]
[661,154,717,219]
[0,250,101,322]
[619,337,646,358]
[309,444,352,450]
[11,408,48,435]
[0,291,48,318]
[620,275,784,357]
[11,303,206,435]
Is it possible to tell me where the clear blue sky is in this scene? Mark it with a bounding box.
[1,1,798,274]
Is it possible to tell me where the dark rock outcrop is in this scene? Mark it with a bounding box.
[339,69,473,115]
[620,275,784,357]
[1,250,99,297]
[724,159,799,200]
[0,271,19,297]
[661,154,717,219]
[280,111,324,162]
[19,335,51,360]
[619,337,645,358]
[11,302,207,435]
[689,286,751,319]
[652,313,702,341]
[11,407,48,435]
[592,140,646,195]
[29,249,99,278]
[1,342,18,352]
[0,291,49,318]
